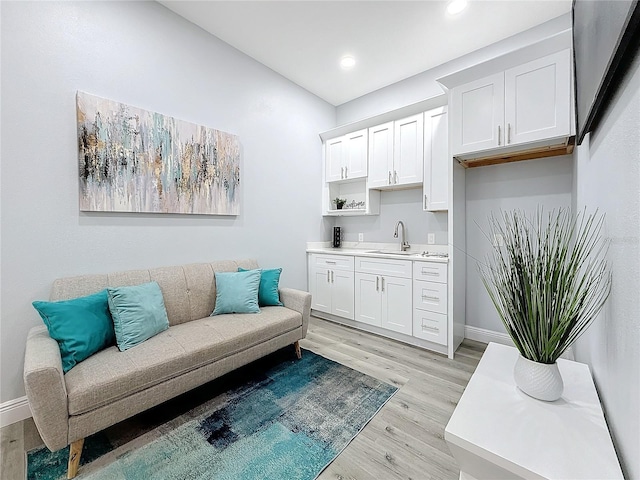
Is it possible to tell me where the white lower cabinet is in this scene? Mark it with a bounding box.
[354,258,412,335]
[309,253,450,350]
[413,260,448,346]
[308,254,354,320]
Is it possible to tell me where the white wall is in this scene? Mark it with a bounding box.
[334,189,448,245]
[573,51,640,479]
[0,1,335,403]
[465,156,574,332]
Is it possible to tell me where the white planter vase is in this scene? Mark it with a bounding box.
[513,354,564,401]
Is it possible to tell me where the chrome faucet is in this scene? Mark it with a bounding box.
[394,221,410,251]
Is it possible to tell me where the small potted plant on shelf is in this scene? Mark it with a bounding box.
[478,208,611,401]
[334,197,347,210]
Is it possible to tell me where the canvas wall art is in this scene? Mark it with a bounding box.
[77,91,240,215]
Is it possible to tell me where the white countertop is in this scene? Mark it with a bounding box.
[306,241,449,263]
[445,343,623,480]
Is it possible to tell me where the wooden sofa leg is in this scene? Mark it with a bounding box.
[67,438,84,479]
[294,341,302,359]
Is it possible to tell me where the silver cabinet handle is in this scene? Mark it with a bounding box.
[381,277,385,292]
[508,123,511,144]
[422,294,440,301]
[422,271,439,276]
[344,166,347,178]
[394,170,398,184]
[327,270,330,282]
[422,325,439,332]
[498,125,501,146]
[424,195,428,209]
[341,167,344,179]
[376,276,379,291]
[326,260,336,265]
[331,270,334,283]
[388,171,392,185]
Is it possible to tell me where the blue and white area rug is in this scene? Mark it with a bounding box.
[27,348,397,480]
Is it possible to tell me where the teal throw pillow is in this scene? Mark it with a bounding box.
[107,281,169,351]
[211,269,261,315]
[238,267,283,306]
[32,290,115,373]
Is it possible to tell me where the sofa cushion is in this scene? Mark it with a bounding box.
[64,307,302,415]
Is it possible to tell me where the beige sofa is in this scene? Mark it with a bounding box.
[23,259,311,478]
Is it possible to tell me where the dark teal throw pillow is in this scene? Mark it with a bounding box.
[238,267,283,306]
[32,290,115,373]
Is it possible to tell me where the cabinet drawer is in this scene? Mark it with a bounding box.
[413,309,447,345]
[413,261,448,283]
[355,257,412,277]
[413,280,447,314]
[310,254,354,271]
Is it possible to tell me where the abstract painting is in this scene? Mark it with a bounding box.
[77,91,240,215]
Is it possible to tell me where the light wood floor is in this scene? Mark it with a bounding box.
[0,316,486,480]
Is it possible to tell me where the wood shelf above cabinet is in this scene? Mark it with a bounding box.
[456,137,575,168]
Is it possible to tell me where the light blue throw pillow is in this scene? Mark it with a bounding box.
[107,281,169,351]
[238,267,283,306]
[32,290,115,373]
[211,269,261,315]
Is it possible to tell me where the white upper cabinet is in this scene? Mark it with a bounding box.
[504,50,571,146]
[325,129,368,182]
[423,106,449,211]
[368,114,424,188]
[394,113,424,186]
[450,49,571,158]
[451,73,504,156]
[367,122,394,188]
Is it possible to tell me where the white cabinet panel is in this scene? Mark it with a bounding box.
[423,106,449,211]
[413,280,448,315]
[382,275,413,335]
[325,137,344,182]
[413,309,447,345]
[355,257,412,277]
[505,50,571,145]
[345,129,368,179]
[310,267,332,314]
[354,272,382,327]
[413,261,448,284]
[394,113,424,186]
[451,73,504,156]
[368,122,394,188]
[308,254,354,320]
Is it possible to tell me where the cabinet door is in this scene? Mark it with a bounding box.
[331,269,355,320]
[325,136,344,182]
[451,72,504,156]
[344,129,368,179]
[381,276,412,335]
[423,106,449,211]
[354,272,382,327]
[394,113,424,186]
[310,267,332,314]
[504,49,571,146]
[368,122,394,188]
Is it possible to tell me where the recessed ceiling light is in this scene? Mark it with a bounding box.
[447,0,468,15]
[340,56,356,69]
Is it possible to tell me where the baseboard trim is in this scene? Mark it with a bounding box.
[464,325,514,347]
[0,396,31,427]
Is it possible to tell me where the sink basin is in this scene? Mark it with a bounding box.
[367,250,417,256]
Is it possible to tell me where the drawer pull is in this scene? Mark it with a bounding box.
[422,295,440,301]
[326,261,337,264]
[327,271,330,282]
[421,270,439,276]
[376,276,379,291]
[422,325,439,333]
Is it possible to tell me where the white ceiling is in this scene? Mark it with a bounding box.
[160,1,572,106]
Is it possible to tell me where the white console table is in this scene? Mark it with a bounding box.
[445,343,623,480]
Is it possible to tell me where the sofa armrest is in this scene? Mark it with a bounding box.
[279,288,311,338]
[23,326,69,451]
